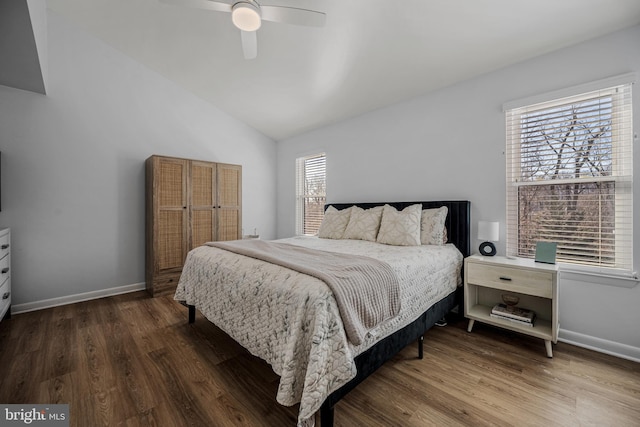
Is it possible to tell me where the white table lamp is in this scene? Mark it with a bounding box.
[478,221,499,256]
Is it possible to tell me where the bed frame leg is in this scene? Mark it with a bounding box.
[320,401,334,427]
[188,305,195,324]
[418,335,424,359]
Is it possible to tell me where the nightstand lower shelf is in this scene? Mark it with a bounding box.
[467,305,556,357]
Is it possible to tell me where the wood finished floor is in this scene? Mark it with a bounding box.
[0,291,638,426]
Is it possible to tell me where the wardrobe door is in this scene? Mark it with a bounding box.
[216,163,242,241]
[146,156,188,296]
[156,157,188,273]
[190,161,217,249]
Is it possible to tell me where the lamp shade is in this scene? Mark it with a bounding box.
[478,221,499,242]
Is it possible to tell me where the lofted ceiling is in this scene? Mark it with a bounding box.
[0,0,46,94]
[42,0,640,140]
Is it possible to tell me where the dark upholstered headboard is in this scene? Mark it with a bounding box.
[325,201,471,258]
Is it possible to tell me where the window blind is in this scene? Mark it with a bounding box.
[506,82,633,270]
[296,153,326,235]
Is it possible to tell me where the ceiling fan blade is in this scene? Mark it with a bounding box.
[159,0,232,13]
[241,30,257,59]
[260,5,326,27]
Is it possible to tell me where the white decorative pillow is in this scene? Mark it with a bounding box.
[376,204,422,246]
[343,206,383,241]
[317,206,352,239]
[421,206,448,245]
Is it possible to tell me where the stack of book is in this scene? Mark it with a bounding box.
[490,303,535,327]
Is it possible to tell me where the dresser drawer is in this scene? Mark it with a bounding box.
[0,231,9,261]
[0,275,10,317]
[0,255,9,281]
[467,262,553,298]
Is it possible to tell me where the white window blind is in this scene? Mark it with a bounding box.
[296,153,326,235]
[506,80,633,271]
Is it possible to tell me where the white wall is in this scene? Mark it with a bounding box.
[277,24,640,361]
[0,11,277,308]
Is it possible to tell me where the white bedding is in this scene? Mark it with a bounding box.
[174,236,462,426]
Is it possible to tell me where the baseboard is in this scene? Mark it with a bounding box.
[11,282,146,314]
[559,329,640,363]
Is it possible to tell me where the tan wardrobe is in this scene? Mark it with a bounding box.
[145,155,242,296]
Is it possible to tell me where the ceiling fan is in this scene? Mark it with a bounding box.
[161,0,326,59]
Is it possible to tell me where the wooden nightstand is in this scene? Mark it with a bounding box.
[464,255,559,357]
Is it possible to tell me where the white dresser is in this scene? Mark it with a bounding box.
[0,228,10,322]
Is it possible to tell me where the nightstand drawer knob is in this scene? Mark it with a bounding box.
[1,244,8,250]
[1,268,8,274]
[2,292,9,300]
[499,276,512,281]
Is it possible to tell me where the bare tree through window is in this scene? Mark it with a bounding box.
[506,82,633,269]
[296,154,326,235]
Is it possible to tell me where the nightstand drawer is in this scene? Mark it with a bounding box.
[467,262,553,298]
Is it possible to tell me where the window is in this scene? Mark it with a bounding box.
[296,153,326,235]
[506,77,633,271]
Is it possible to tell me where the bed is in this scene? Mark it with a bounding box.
[175,200,471,426]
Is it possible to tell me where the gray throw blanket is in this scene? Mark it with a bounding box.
[207,239,401,345]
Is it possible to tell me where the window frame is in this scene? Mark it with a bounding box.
[504,74,634,273]
[295,153,326,236]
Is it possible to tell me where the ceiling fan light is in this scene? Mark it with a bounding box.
[232,2,261,31]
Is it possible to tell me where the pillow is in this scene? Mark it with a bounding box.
[343,206,383,241]
[420,206,448,245]
[317,206,352,239]
[376,204,422,246]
